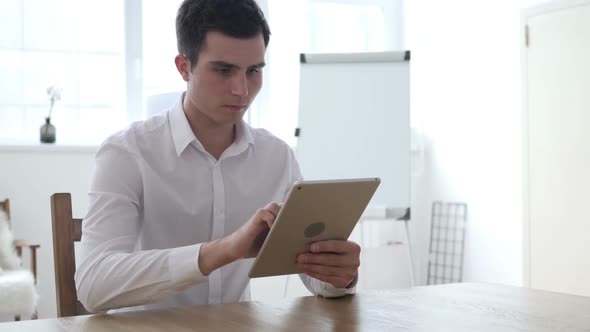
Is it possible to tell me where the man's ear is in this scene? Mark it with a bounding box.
[175,55,191,82]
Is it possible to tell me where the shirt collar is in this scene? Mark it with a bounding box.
[237,119,255,147]
[169,92,256,158]
[231,119,256,157]
[169,92,198,157]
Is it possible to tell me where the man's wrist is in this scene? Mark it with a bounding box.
[198,237,237,276]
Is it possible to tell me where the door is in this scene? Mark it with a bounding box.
[525,0,590,296]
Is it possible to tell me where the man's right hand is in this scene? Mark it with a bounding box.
[227,202,281,259]
[198,202,281,276]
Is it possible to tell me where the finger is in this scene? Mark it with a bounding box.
[304,271,352,289]
[296,253,360,268]
[263,202,281,218]
[310,240,361,255]
[255,208,276,228]
[296,262,355,279]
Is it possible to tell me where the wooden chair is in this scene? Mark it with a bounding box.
[0,198,41,282]
[50,193,89,317]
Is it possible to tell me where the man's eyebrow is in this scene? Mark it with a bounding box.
[249,62,266,69]
[208,61,266,69]
[208,61,238,68]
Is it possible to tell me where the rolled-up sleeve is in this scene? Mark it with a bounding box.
[75,140,208,313]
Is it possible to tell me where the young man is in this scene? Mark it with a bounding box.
[76,0,360,313]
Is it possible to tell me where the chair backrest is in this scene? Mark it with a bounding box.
[0,198,10,222]
[50,193,88,317]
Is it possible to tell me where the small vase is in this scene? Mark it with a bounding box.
[40,117,56,143]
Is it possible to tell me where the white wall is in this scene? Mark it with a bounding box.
[407,0,550,286]
[0,145,96,319]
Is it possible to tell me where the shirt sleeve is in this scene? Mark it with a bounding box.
[299,274,357,298]
[284,146,358,298]
[75,140,208,313]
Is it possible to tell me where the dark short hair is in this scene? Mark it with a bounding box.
[176,0,271,68]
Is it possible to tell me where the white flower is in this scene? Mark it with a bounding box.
[46,84,63,118]
[47,85,63,102]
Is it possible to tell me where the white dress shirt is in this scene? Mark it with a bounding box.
[75,94,355,313]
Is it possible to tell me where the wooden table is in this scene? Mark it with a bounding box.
[3,283,590,331]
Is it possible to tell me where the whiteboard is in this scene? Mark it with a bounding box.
[296,51,410,209]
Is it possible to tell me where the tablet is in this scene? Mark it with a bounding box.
[248,177,381,278]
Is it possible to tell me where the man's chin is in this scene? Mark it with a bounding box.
[217,109,247,124]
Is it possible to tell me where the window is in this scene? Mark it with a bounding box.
[142,0,185,101]
[0,0,126,144]
[0,0,403,145]
[305,1,386,53]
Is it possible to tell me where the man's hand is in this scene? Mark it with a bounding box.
[198,202,280,276]
[227,202,281,259]
[296,240,360,289]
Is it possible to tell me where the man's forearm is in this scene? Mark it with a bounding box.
[76,245,207,312]
[198,237,237,276]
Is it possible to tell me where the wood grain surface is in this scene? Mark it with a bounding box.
[2,283,590,331]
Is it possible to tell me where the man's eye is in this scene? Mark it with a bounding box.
[247,68,261,74]
[215,68,231,75]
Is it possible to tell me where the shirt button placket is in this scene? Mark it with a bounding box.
[209,163,225,304]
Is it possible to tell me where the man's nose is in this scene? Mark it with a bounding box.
[231,73,248,97]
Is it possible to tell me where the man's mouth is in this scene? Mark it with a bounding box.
[223,105,247,111]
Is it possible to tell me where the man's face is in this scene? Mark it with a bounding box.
[180,31,266,127]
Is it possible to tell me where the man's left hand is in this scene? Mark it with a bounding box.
[296,240,360,289]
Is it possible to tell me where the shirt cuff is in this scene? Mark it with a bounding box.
[300,273,357,298]
[319,280,357,297]
[168,243,208,286]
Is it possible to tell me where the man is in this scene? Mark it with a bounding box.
[76,0,360,313]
